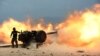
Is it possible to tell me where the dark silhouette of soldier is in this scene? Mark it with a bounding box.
[10,27,20,48]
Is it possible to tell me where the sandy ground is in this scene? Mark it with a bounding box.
[0,43,100,56]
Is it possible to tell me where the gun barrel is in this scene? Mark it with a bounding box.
[47,31,57,35]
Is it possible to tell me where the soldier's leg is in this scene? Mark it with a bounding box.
[11,39,14,48]
[15,40,18,48]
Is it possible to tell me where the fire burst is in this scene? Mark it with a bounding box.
[56,4,100,47]
[0,18,54,44]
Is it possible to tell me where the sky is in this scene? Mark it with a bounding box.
[0,0,99,23]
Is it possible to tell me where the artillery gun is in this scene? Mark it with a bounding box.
[18,30,57,48]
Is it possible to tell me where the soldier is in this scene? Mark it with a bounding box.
[10,27,20,48]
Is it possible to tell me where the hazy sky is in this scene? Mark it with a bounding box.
[0,0,99,23]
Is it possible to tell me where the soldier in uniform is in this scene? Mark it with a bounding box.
[10,27,20,48]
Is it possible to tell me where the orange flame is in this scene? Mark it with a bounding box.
[56,4,100,47]
[0,18,54,44]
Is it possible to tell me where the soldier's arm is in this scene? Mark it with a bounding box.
[17,31,20,33]
[10,32,13,38]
